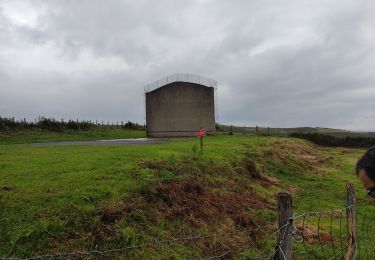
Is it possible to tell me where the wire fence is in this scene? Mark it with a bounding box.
[1,183,373,259]
[144,73,218,93]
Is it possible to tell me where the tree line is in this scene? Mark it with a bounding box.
[0,116,145,132]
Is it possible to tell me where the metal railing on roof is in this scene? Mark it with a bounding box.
[144,73,218,93]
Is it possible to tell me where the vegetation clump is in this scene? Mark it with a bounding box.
[0,116,145,132]
[0,116,94,131]
[290,132,375,148]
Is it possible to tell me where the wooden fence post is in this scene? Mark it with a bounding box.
[274,193,293,260]
[345,183,356,260]
[268,127,270,136]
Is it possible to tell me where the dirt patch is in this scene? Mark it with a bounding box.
[1,184,14,191]
[139,160,168,170]
[94,156,283,257]
[294,224,332,244]
[149,180,273,228]
[97,205,122,224]
[135,158,277,223]
[242,158,262,178]
[114,179,274,257]
[46,188,54,193]
[93,178,275,258]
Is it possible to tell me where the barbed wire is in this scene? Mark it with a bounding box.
[200,250,232,259]
[1,227,261,260]
[329,208,337,258]
[2,202,374,259]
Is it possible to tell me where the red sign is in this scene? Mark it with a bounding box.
[197,129,206,137]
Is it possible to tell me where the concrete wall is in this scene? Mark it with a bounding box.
[146,82,215,137]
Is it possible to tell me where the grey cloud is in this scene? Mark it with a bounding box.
[0,0,374,130]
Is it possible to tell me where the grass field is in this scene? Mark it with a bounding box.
[0,132,373,258]
[0,128,146,145]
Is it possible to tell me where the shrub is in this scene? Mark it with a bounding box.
[123,121,145,130]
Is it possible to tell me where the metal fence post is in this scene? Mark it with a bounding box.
[345,183,356,260]
[274,193,293,260]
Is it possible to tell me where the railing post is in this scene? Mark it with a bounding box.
[274,193,293,260]
[345,183,356,260]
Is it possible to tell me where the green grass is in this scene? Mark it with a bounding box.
[0,133,373,258]
[0,128,146,144]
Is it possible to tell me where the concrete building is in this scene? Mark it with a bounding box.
[145,73,216,137]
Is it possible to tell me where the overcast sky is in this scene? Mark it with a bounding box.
[1,0,374,131]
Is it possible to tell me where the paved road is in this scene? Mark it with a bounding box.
[25,138,169,147]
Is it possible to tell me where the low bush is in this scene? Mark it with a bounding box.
[122,121,145,130]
